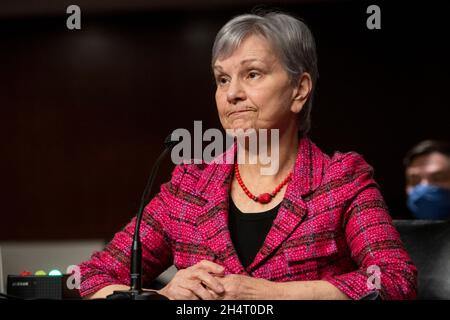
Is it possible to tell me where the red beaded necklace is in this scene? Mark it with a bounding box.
[234,163,293,204]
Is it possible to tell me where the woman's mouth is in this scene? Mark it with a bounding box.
[228,109,255,118]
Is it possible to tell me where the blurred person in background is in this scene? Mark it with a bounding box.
[404,140,450,219]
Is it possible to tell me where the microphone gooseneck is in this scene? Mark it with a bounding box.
[108,133,178,300]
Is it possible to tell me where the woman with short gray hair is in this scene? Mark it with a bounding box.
[78,11,417,300]
[212,12,318,134]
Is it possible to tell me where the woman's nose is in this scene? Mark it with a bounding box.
[226,79,246,104]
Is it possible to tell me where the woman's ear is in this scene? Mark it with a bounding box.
[290,72,312,114]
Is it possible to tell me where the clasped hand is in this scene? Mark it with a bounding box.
[157,260,271,300]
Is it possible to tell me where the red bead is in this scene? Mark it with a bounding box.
[257,193,272,204]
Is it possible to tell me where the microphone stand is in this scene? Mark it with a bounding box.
[107,135,177,300]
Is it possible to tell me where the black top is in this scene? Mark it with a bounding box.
[228,198,281,268]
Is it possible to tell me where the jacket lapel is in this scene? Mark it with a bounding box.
[246,137,327,273]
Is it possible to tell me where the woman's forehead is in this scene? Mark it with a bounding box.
[214,36,278,69]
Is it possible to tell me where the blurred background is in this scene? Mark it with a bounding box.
[0,0,449,242]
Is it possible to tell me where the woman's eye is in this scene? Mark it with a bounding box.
[217,77,228,85]
[248,71,261,79]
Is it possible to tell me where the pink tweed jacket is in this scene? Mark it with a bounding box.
[78,137,417,299]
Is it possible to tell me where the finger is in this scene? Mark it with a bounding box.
[193,270,225,294]
[195,260,225,274]
[206,287,222,300]
[192,283,216,300]
[182,280,215,300]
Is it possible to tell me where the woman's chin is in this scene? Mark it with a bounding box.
[226,119,256,132]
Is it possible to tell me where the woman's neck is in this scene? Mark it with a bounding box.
[230,122,299,213]
[237,123,299,182]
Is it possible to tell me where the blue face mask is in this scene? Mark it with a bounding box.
[407,184,450,220]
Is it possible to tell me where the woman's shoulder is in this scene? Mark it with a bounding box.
[166,161,214,192]
[168,144,235,190]
[301,137,374,185]
[322,149,375,185]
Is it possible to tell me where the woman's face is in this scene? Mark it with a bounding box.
[213,34,306,132]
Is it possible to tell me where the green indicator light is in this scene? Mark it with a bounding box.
[49,269,62,276]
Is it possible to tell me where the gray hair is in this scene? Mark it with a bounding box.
[211,11,319,135]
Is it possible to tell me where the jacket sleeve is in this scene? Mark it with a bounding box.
[322,153,417,300]
[77,165,185,298]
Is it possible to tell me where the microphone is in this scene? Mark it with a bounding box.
[107,134,178,300]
